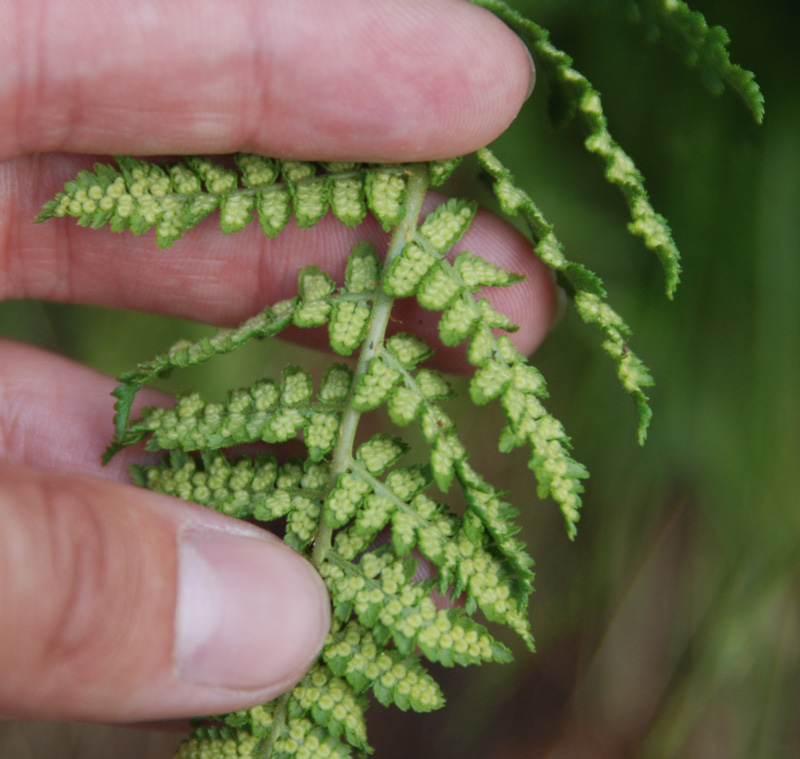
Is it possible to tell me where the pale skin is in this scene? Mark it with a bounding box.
[0,0,556,725]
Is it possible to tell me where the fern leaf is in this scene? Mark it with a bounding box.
[132,451,328,522]
[106,243,382,457]
[290,664,370,751]
[443,524,535,649]
[382,199,476,297]
[455,468,535,584]
[628,0,764,122]
[575,292,654,443]
[470,1,682,298]
[318,363,355,403]
[328,301,373,357]
[467,330,588,537]
[438,295,481,347]
[417,198,476,253]
[427,157,463,186]
[256,184,293,237]
[324,620,445,713]
[350,357,403,412]
[416,263,462,311]
[348,464,433,549]
[476,147,655,444]
[219,191,256,234]
[355,434,410,475]
[38,157,415,245]
[344,242,382,294]
[382,239,439,298]
[454,251,525,290]
[364,167,409,232]
[325,472,372,529]
[220,701,358,759]
[386,386,425,427]
[105,301,297,454]
[415,369,454,401]
[321,549,512,666]
[329,174,368,227]
[118,360,352,461]
[175,726,260,759]
[382,333,431,369]
[234,153,280,188]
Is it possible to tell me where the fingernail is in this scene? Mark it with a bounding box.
[175,526,329,691]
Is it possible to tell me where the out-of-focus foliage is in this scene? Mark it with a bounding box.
[0,0,796,757]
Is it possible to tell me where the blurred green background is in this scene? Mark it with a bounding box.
[1,0,797,757]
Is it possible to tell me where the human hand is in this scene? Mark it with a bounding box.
[0,0,554,725]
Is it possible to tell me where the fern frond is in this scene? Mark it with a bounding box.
[34,4,761,752]
[175,726,260,759]
[324,620,445,712]
[471,0,682,298]
[466,333,588,534]
[208,640,443,759]
[627,0,764,123]
[37,156,415,246]
[121,365,352,459]
[25,8,768,759]
[383,198,477,298]
[132,450,327,522]
[290,664,370,752]
[477,147,655,444]
[105,241,385,458]
[213,699,358,759]
[379,192,590,528]
[321,547,513,667]
[105,300,298,455]
[88,153,637,757]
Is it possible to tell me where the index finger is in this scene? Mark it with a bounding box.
[1,0,533,162]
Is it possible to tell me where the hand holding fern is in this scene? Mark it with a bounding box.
[0,0,554,725]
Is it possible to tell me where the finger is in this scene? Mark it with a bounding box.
[0,462,331,722]
[2,155,557,368]
[1,0,533,162]
[0,339,168,480]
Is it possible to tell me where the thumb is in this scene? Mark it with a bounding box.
[0,464,330,723]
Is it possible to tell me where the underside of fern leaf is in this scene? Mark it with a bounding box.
[36,2,761,757]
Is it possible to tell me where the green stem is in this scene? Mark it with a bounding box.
[255,691,290,759]
[311,165,429,567]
